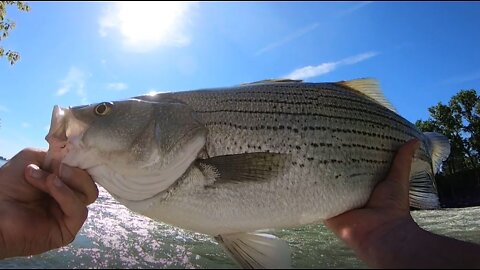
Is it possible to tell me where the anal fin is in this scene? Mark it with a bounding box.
[215,232,292,269]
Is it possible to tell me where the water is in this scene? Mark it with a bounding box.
[1,185,480,269]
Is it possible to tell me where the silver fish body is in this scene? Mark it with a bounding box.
[45,79,450,268]
[132,82,419,233]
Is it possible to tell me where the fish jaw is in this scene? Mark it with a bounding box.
[44,105,90,170]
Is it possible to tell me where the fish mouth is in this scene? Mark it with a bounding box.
[43,105,88,170]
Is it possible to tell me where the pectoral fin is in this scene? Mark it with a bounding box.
[197,152,289,185]
[215,232,292,269]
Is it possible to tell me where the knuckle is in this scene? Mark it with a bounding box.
[85,184,99,205]
[18,148,44,160]
[18,148,34,158]
[46,173,58,186]
[91,185,99,203]
[82,208,89,221]
[65,234,76,245]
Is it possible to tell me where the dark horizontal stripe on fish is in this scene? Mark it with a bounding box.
[181,86,414,130]
[292,159,344,166]
[340,143,396,153]
[183,85,367,104]
[200,111,414,142]
[293,157,388,166]
[348,172,375,178]
[179,86,417,133]
[187,88,379,111]
[192,88,352,100]
[350,158,390,164]
[205,121,410,144]
[305,141,396,154]
[322,104,414,132]
[331,128,406,143]
[212,85,386,108]
[192,96,410,132]
[237,84,338,95]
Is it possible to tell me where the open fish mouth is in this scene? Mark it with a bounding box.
[43,105,88,170]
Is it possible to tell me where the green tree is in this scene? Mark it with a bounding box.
[450,90,480,162]
[0,1,30,65]
[416,89,480,175]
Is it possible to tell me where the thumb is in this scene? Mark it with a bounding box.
[368,139,420,209]
[387,139,421,187]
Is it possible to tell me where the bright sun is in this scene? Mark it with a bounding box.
[100,2,193,51]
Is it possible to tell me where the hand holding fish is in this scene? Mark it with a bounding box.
[0,149,98,259]
[325,139,480,268]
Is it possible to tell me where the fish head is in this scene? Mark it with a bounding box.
[45,99,207,202]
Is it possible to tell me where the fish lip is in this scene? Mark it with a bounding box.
[44,105,68,169]
[45,105,86,143]
[44,105,88,169]
[45,105,67,142]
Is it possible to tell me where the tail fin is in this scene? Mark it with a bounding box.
[408,132,450,209]
[424,132,451,174]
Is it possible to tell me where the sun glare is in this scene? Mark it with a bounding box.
[147,90,158,96]
[100,2,192,52]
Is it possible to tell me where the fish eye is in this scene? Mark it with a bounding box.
[94,102,113,116]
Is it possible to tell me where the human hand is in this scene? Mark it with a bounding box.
[0,148,98,259]
[325,139,421,267]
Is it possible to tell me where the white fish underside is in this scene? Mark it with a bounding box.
[127,82,427,235]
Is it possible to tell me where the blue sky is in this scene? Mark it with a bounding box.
[0,1,479,159]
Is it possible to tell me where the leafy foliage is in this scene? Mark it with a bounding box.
[0,1,30,65]
[416,89,480,174]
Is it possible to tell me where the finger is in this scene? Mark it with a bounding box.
[59,164,98,205]
[45,174,88,244]
[48,158,62,175]
[25,164,91,205]
[24,164,52,193]
[387,139,421,186]
[12,148,47,167]
[366,139,421,210]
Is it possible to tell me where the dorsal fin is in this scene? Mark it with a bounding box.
[336,78,397,113]
[241,78,303,86]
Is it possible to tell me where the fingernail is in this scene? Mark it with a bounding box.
[54,176,64,188]
[59,163,72,179]
[28,164,43,179]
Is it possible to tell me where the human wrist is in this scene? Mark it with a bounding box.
[0,223,6,260]
[355,216,423,268]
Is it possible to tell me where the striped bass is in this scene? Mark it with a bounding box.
[44,78,450,268]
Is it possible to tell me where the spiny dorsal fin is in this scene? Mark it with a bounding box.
[336,78,397,113]
[241,79,303,86]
